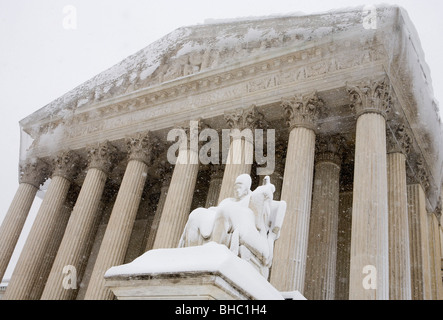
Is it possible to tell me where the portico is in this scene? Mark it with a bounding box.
[1,5,442,300]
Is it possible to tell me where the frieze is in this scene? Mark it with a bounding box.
[66,50,381,140]
[32,41,385,142]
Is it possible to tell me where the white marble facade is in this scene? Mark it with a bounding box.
[1,5,443,300]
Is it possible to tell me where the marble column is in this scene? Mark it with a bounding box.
[3,150,80,300]
[153,123,200,249]
[407,183,432,299]
[29,187,78,300]
[428,210,443,299]
[386,125,412,300]
[41,141,117,300]
[335,191,353,300]
[144,171,172,252]
[347,78,390,300]
[0,159,49,282]
[205,165,224,207]
[270,91,322,293]
[430,208,443,299]
[304,135,343,300]
[84,132,154,300]
[217,105,265,202]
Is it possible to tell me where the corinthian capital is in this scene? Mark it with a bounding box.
[127,131,158,165]
[416,158,430,192]
[386,124,412,155]
[282,91,323,131]
[224,105,266,130]
[315,135,345,166]
[347,77,392,118]
[19,158,50,188]
[52,150,81,181]
[87,141,118,173]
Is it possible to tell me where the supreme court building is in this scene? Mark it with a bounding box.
[0,5,442,300]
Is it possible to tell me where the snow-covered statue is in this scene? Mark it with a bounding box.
[178,174,286,279]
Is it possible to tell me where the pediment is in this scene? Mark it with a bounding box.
[21,6,399,128]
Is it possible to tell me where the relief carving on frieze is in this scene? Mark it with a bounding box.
[35,40,385,145]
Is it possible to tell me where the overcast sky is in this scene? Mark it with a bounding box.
[1,0,442,282]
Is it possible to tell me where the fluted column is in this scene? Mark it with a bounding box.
[218,105,265,202]
[84,132,154,300]
[0,159,49,282]
[386,125,412,300]
[144,171,172,252]
[29,187,78,299]
[408,184,432,299]
[430,208,443,299]
[270,91,322,293]
[42,141,117,300]
[427,210,442,299]
[335,191,353,300]
[3,151,80,300]
[205,165,224,207]
[305,135,343,300]
[153,122,201,249]
[347,78,390,300]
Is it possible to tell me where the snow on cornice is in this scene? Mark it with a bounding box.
[19,4,403,131]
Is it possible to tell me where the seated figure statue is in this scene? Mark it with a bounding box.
[178,174,286,279]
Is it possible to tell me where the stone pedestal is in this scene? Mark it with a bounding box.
[104,243,301,300]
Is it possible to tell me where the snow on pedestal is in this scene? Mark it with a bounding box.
[104,242,303,300]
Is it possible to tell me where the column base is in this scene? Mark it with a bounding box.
[104,243,304,300]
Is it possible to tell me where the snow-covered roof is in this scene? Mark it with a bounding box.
[20,4,413,128]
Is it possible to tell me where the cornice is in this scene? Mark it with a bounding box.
[23,36,386,139]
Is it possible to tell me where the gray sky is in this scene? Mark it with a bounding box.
[1,0,442,282]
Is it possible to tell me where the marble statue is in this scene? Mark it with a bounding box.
[178,174,286,279]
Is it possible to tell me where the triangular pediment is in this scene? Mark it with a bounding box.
[22,5,401,126]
